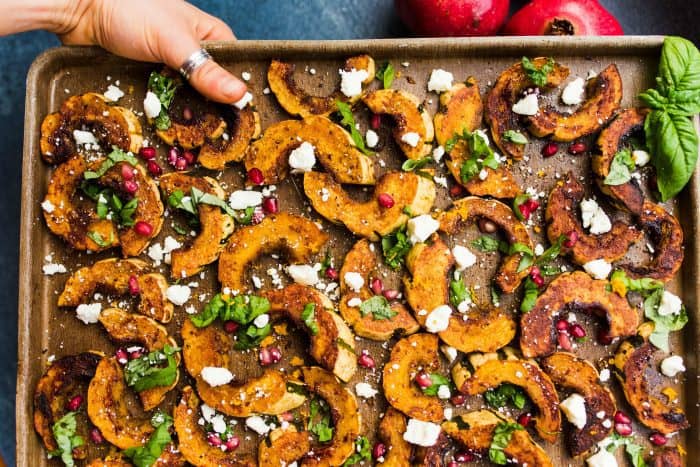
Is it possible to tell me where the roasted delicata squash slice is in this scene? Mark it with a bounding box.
[58,257,173,323]
[33,352,102,459]
[521,271,639,358]
[299,366,361,466]
[592,108,649,215]
[87,357,154,449]
[527,64,623,141]
[434,77,522,199]
[268,55,375,117]
[181,319,305,417]
[382,333,444,422]
[304,170,435,241]
[218,212,328,293]
[442,410,553,467]
[614,326,689,435]
[244,116,375,185]
[439,196,534,292]
[621,200,684,283]
[362,89,435,160]
[199,105,261,170]
[339,239,420,340]
[459,358,562,442]
[159,173,235,278]
[486,58,569,160]
[258,426,311,467]
[541,352,616,458]
[174,386,255,467]
[403,235,517,353]
[263,284,357,382]
[40,92,142,164]
[546,173,641,265]
[99,308,180,411]
[377,408,413,467]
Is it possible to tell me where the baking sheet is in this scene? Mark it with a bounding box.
[16,37,699,465]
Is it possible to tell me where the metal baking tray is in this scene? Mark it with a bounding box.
[16,37,699,465]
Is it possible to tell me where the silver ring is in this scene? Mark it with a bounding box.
[179,48,212,80]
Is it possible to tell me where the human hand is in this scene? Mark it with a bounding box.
[56,0,247,104]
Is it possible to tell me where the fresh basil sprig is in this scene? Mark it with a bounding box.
[335,100,373,156]
[420,373,452,397]
[376,62,395,89]
[309,397,333,442]
[168,187,237,218]
[381,225,411,270]
[359,295,396,320]
[643,288,688,351]
[489,422,523,465]
[485,383,527,410]
[605,433,647,467]
[147,71,179,130]
[502,130,528,145]
[638,36,700,200]
[445,129,500,182]
[124,344,180,392]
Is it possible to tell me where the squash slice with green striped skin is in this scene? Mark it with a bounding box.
[362,89,434,160]
[541,352,616,458]
[339,239,420,340]
[244,116,375,185]
[299,366,360,467]
[403,234,517,354]
[258,426,311,467]
[40,92,143,165]
[199,105,261,170]
[268,55,375,118]
[218,212,328,293]
[33,352,102,459]
[439,196,534,293]
[263,284,357,382]
[98,307,180,411]
[382,333,444,423]
[58,257,174,323]
[159,172,235,279]
[527,64,623,142]
[459,358,562,443]
[442,410,553,466]
[377,408,413,467]
[181,319,305,417]
[174,386,255,467]
[304,170,435,241]
[520,271,639,358]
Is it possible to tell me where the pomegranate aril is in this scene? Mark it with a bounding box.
[371,278,384,295]
[182,150,196,165]
[517,413,533,427]
[614,423,633,436]
[128,275,140,296]
[139,146,156,160]
[66,395,83,411]
[251,206,265,225]
[530,266,541,278]
[383,289,399,300]
[649,432,667,446]
[121,164,135,180]
[415,371,432,388]
[358,351,376,369]
[449,184,465,198]
[247,167,264,185]
[175,156,188,171]
[568,142,587,155]
[89,427,104,444]
[370,113,382,130]
[455,451,475,462]
[325,267,338,280]
[262,197,279,214]
[556,319,569,332]
[279,412,294,422]
[134,221,154,237]
[450,394,466,406]
[377,193,395,208]
[372,442,387,460]
[123,179,138,194]
[207,433,223,447]
[146,160,163,177]
[557,332,572,351]
[183,106,194,121]
[478,218,498,233]
[224,435,240,451]
[129,349,144,360]
[597,328,614,345]
[259,347,281,366]
[569,323,586,338]
[541,142,558,157]
[223,321,239,333]
[614,411,632,425]
[447,462,459,467]
[532,274,545,287]
[167,147,181,164]
[115,347,128,364]
[564,230,579,248]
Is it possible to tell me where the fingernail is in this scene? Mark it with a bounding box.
[221,78,245,100]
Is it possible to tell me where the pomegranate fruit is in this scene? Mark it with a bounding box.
[504,0,623,36]
[395,0,510,37]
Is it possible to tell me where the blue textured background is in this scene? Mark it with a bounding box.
[2,0,698,463]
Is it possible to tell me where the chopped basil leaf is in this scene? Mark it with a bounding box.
[491,286,501,307]
[50,411,85,467]
[375,62,395,89]
[342,436,372,466]
[520,277,539,313]
[489,422,523,465]
[172,223,188,235]
[449,278,469,308]
[643,288,688,351]
[609,269,663,297]
[381,225,411,270]
[536,235,565,264]
[235,322,271,350]
[604,149,636,185]
[319,250,332,276]
[503,130,528,145]
[309,397,334,442]
[445,129,500,183]
[359,295,397,320]
[124,344,180,392]
[147,71,179,131]
[335,100,373,156]
[512,193,531,221]
[336,337,355,353]
[169,187,237,219]
[421,373,452,396]
[485,384,527,409]
[402,156,432,172]
[521,57,555,88]
[605,433,647,467]
[87,230,113,248]
[84,147,138,180]
[123,412,173,467]
[301,303,320,335]
[471,235,503,253]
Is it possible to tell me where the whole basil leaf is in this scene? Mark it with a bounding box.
[649,110,698,200]
[658,36,700,94]
[664,88,700,116]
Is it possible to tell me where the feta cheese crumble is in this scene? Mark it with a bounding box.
[587,446,618,467]
[660,355,685,377]
[339,68,369,98]
[599,368,610,382]
[253,313,270,328]
[143,91,162,119]
[73,130,98,146]
[355,382,379,398]
[233,91,253,109]
[580,198,612,234]
[103,84,124,102]
[286,264,319,286]
[436,385,451,400]
[288,142,316,172]
[583,259,612,280]
[657,290,682,316]
[432,145,445,163]
[401,132,420,148]
[246,415,271,435]
[512,93,539,116]
[43,262,67,275]
[166,284,191,306]
[425,305,451,333]
[427,69,454,93]
[365,129,379,148]
[344,272,364,292]
[201,367,234,387]
[41,199,55,213]
[561,78,586,105]
[228,190,263,210]
[452,245,476,270]
[76,303,102,324]
[560,393,587,430]
[632,149,650,167]
[407,215,439,244]
[403,419,441,447]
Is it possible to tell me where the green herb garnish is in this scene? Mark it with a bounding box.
[503,130,528,145]
[124,344,180,392]
[123,412,174,467]
[49,412,84,467]
[84,147,139,180]
[604,149,636,185]
[309,398,334,442]
[449,276,470,308]
[86,230,114,248]
[401,156,432,172]
[485,384,527,410]
[643,288,688,351]
[342,436,372,466]
[445,129,500,182]
[147,71,179,131]
[375,62,395,89]
[420,373,452,397]
[520,277,539,313]
[381,225,411,270]
[335,100,373,156]
[489,422,523,465]
[301,303,320,335]
[521,57,555,88]
[605,433,648,467]
[359,295,397,320]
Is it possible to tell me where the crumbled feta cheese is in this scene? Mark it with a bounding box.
[355,382,379,398]
[201,367,233,387]
[478,169,488,181]
[561,78,586,105]
[560,393,587,430]
[432,145,445,163]
[241,71,251,81]
[660,355,685,377]
[427,69,454,93]
[632,149,650,167]
[425,305,451,333]
[365,129,379,148]
[201,403,216,421]
[43,263,67,275]
[657,290,682,316]
[534,244,545,256]
[229,190,263,210]
[586,447,618,467]
[143,91,162,119]
[104,84,124,102]
[437,385,451,399]
[599,368,610,382]
[166,284,191,306]
[163,235,182,254]
[246,415,270,435]
[210,414,227,434]
[403,419,441,447]
[253,313,270,328]
[286,264,319,286]
[580,198,612,234]
[452,245,476,270]
[344,272,364,292]
[339,68,369,97]
[233,91,253,109]
[407,215,439,244]
[443,408,453,420]
[147,242,165,265]
[347,297,362,307]
[76,303,101,324]
[41,199,55,213]
[457,300,471,313]
[401,132,420,148]
[441,345,458,363]
[583,259,612,280]
[288,142,316,172]
[73,130,98,146]
[512,93,539,116]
